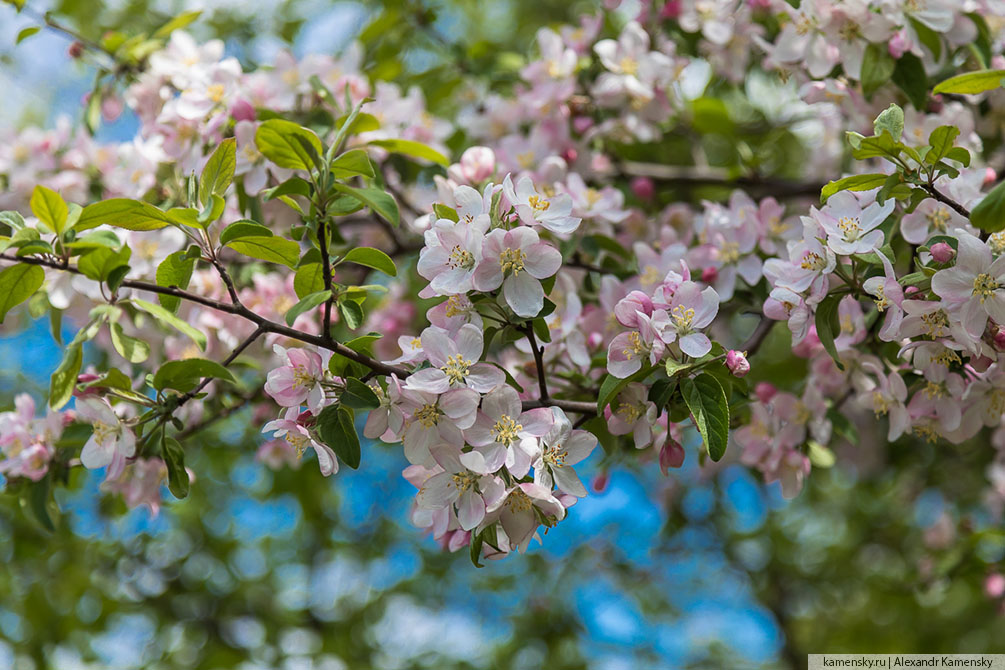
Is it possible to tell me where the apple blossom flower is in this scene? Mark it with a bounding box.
[416,213,488,296]
[400,388,479,466]
[416,456,506,531]
[101,458,169,517]
[932,230,1005,338]
[606,383,658,448]
[265,344,333,412]
[262,407,339,476]
[607,310,668,378]
[862,253,905,341]
[660,281,720,357]
[473,226,563,318]
[77,397,137,480]
[485,482,566,553]
[462,385,553,478]
[814,192,894,256]
[503,175,581,234]
[726,350,750,377]
[404,325,504,394]
[363,375,408,441]
[530,407,597,497]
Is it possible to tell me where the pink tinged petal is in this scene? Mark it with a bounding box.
[466,364,505,393]
[607,334,643,379]
[563,432,597,465]
[504,272,545,318]
[454,324,483,362]
[465,415,496,446]
[517,408,553,437]
[363,410,389,439]
[314,443,339,476]
[80,436,113,469]
[523,243,563,279]
[472,256,504,291]
[420,328,452,366]
[440,388,480,421]
[482,385,520,420]
[457,491,486,530]
[507,445,533,479]
[404,368,451,394]
[931,267,974,301]
[961,297,988,337]
[679,332,712,357]
[417,471,458,508]
[955,230,991,273]
[553,466,587,498]
[984,293,1005,325]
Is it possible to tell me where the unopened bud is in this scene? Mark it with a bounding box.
[994,327,1005,350]
[659,439,685,474]
[592,471,609,493]
[68,41,85,59]
[726,350,750,377]
[755,382,777,403]
[985,573,1005,599]
[985,167,998,187]
[631,176,654,201]
[458,146,495,183]
[930,241,955,263]
[701,266,718,283]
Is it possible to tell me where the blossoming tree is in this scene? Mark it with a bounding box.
[2,0,1005,575]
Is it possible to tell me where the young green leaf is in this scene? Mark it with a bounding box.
[814,294,845,370]
[933,69,1005,95]
[294,263,325,299]
[254,119,324,171]
[821,174,889,201]
[153,358,236,392]
[341,377,380,409]
[927,126,961,164]
[339,299,364,329]
[155,251,196,313]
[226,235,301,268]
[161,437,190,499]
[873,104,904,140]
[78,245,131,283]
[110,322,150,363]
[330,149,376,178]
[970,180,1005,234]
[30,185,69,235]
[199,138,236,207]
[219,220,273,246]
[340,246,397,276]
[680,373,729,462]
[367,138,449,166]
[0,264,44,323]
[331,184,400,227]
[76,199,174,231]
[286,290,331,326]
[132,298,207,350]
[316,405,361,469]
[49,343,82,410]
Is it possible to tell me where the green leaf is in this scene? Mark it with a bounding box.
[316,405,361,469]
[341,378,380,410]
[368,138,449,167]
[26,476,55,532]
[49,343,82,410]
[433,204,459,222]
[945,147,972,167]
[933,69,1005,95]
[155,251,195,313]
[821,174,888,201]
[254,119,324,171]
[927,125,960,164]
[339,246,396,276]
[331,184,400,227]
[861,44,896,99]
[294,263,324,299]
[64,230,122,250]
[814,294,845,370]
[153,358,235,392]
[219,220,273,246]
[330,149,375,178]
[78,245,131,282]
[132,298,207,350]
[30,185,69,235]
[199,138,236,207]
[679,373,729,462]
[873,104,904,141]
[808,441,836,468]
[76,199,174,231]
[110,322,150,363]
[285,290,330,326]
[16,26,40,44]
[339,299,364,329]
[153,9,202,39]
[909,17,942,61]
[891,53,928,110]
[226,236,300,268]
[970,180,1005,234]
[161,437,190,499]
[0,264,44,323]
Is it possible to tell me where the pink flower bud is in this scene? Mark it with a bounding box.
[68,41,85,59]
[755,382,777,403]
[614,290,654,327]
[562,148,578,164]
[888,29,910,59]
[230,99,256,122]
[572,116,594,134]
[985,167,998,187]
[659,439,685,474]
[746,0,771,9]
[986,573,1005,599]
[592,471,610,493]
[930,242,955,263]
[588,331,604,349]
[73,374,102,398]
[101,95,124,122]
[631,176,655,201]
[458,146,495,183]
[726,350,750,377]
[660,0,682,18]
[905,285,920,296]
[701,266,718,283]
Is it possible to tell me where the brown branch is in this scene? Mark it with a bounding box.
[521,324,549,402]
[616,160,824,198]
[740,316,775,358]
[921,182,971,219]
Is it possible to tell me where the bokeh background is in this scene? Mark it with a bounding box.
[1,1,1004,668]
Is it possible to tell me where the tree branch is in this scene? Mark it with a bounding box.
[616,160,825,198]
[921,182,972,219]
